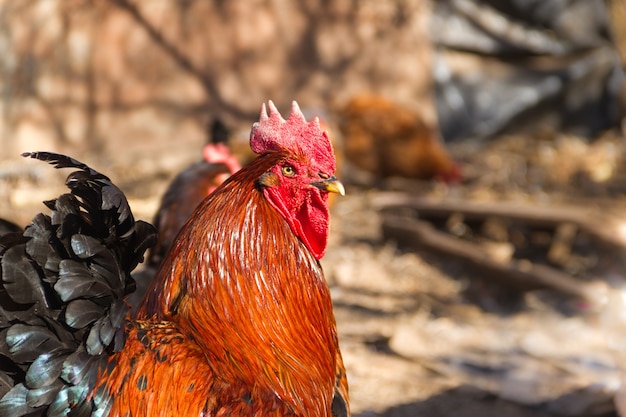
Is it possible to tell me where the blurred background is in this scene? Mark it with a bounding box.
[2,0,626,416]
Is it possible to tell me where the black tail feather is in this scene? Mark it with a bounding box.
[0,152,156,417]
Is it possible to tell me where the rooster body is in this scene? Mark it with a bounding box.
[0,101,349,417]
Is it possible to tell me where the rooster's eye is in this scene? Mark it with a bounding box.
[281,165,296,177]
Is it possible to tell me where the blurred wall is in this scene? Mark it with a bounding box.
[0,0,435,160]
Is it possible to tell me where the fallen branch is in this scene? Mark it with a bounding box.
[372,192,626,250]
[382,214,606,305]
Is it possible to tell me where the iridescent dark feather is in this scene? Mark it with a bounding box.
[0,152,156,417]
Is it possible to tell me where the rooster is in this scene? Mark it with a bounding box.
[0,100,349,417]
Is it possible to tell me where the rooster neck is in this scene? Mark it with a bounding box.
[140,153,338,417]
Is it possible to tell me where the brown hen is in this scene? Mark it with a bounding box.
[338,94,461,182]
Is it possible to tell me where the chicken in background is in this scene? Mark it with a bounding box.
[147,119,241,267]
[0,101,349,417]
[337,94,461,183]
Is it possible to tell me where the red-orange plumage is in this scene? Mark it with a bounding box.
[99,322,215,416]
[96,103,349,417]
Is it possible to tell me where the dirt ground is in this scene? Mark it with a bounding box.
[327,130,626,417]
[2,130,626,416]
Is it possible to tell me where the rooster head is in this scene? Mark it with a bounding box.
[251,100,344,259]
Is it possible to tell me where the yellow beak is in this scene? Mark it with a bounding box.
[312,176,345,196]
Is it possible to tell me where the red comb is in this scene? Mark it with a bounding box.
[250,101,330,157]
